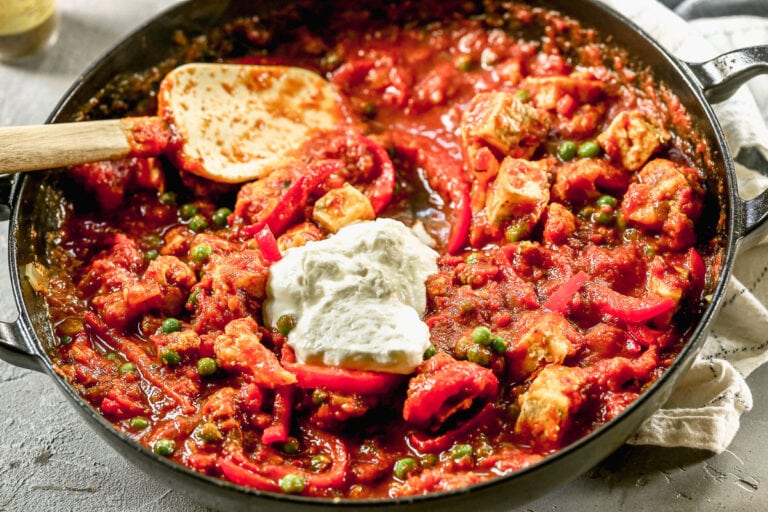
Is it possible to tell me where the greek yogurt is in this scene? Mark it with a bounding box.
[264,218,439,374]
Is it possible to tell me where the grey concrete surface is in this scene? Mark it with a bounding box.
[0,1,766,511]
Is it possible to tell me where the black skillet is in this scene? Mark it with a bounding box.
[1,0,767,510]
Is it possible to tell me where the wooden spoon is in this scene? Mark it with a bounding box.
[0,64,344,183]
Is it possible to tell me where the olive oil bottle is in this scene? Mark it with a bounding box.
[0,0,57,60]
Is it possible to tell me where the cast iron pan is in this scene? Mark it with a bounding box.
[1,0,768,510]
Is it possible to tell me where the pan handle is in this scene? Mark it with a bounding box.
[0,174,15,221]
[0,319,44,372]
[0,175,44,372]
[687,46,768,104]
[687,46,768,246]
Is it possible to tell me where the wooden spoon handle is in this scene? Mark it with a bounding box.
[0,118,155,174]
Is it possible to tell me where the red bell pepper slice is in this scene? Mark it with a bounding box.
[219,457,281,492]
[282,361,405,395]
[388,131,471,254]
[543,271,590,314]
[409,403,495,453]
[254,225,281,262]
[330,59,375,89]
[220,426,349,493]
[685,247,706,299]
[84,312,196,414]
[243,159,342,238]
[355,133,395,214]
[585,281,676,324]
[448,189,472,254]
[261,386,293,445]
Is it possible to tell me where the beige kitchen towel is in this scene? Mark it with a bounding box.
[601,0,768,453]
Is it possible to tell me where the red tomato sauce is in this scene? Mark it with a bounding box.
[43,1,718,500]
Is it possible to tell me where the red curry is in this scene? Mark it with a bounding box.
[43,0,715,499]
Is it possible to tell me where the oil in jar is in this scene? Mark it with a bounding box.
[0,0,58,60]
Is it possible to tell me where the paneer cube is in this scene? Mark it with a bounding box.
[514,365,589,446]
[619,158,704,249]
[522,73,605,110]
[461,91,551,159]
[485,157,551,226]
[542,203,576,245]
[509,311,579,379]
[312,183,375,233]
[597,110,670,171]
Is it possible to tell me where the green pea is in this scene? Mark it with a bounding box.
[557,140,577,161]
[455,54,474,72]
[423,345,437,359]
[592,211,613,225]
[311,389,329,405]
[153,439,175,456]
[465,253,478,264]
[578,206,594,219]
[279,474,306,494]
[283,437,300,455]
[577,140,601,158]
[643,245,656,257]
[59,335,73,345]
[196,357,217,376]
[186,289,200,308]
[119,362,136,374]
[129,416,149,429]
[475,441,494,459]
[616,211,627,229]
[146,235,163,248]
[188,215,209,233]
[276,314,296,336]
[310,454,331,471]
[505,224,525,243]
[105,352,118,361]
[514,88,530,102]
[196,422,222,442]
[144,249,159,263]
[212,207,232,227]
[179,203,199,220]
[160,349,181,366]
[452,337,473,360]
[595,195,617,208]
[159,192,177,205]
[449,443,474,460]
[323,52,342,70]
[393,457,418,480]
[472,326,493,345]
[191,244,213,263]
[467,344,491,366]
[420,453,438,467]
[161,318,181,334]
[490,336,507,355]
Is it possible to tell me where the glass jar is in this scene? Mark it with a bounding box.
[0,0,58,61]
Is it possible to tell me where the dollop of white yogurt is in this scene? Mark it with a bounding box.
[264,218,439,374]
